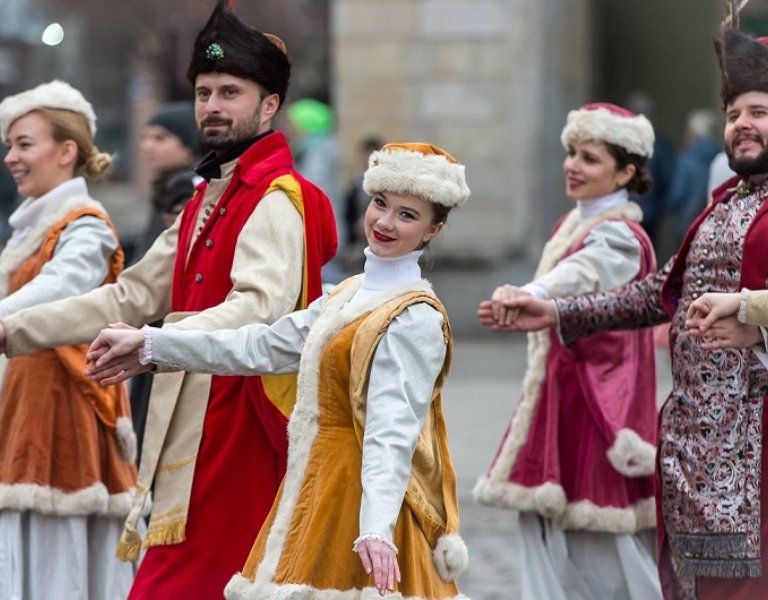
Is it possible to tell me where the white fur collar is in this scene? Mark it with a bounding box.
[0,182,105,298]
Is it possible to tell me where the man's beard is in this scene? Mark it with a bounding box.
[199,109,261,151]
[726,136,768,177]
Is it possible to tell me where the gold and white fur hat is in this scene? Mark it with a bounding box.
[363,142,470,208]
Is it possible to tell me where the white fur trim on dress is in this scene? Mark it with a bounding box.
[225,575,471,600]
[606,428,657,478]
[432,534,468,581]
[0,80,97,140]
[363,148,470,208]
[560,107,654,158]
[475,202,654,534]
[473,477,656,533]
[116,415,138,463]
[0,481,134,517]
[252,276,438,589]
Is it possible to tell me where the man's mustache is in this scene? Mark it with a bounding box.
[200,117,232,127]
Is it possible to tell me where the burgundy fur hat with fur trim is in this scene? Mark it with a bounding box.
[187,1,290,106]
[715,28,768,108]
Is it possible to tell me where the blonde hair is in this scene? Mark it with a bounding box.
[35,107,113,179]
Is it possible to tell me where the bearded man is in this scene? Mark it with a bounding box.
[0,2,337,597]
[478,24,768,600]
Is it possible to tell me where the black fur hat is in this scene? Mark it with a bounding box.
[714,3,768,108]
[187,1,291,106]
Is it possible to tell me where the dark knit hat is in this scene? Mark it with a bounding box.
[147,101,200,155]
[187,1,291,106]
[714,4,768,108]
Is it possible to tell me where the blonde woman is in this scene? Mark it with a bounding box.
[0,81,137,599]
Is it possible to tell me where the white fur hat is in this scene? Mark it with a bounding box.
[560,102,655,159]
[0,80,97,141]
[363,142,470,208]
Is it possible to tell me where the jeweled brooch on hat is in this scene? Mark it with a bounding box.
[205,42,225,60]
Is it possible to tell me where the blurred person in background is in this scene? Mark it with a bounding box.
[0,146,18,245]
[626,91,676,251]
[286,97,345,284]
[132,101,201,263]
[0,80,137,600]
[129,101,201,462]
[345,135,383,247]
[666,109,721,245]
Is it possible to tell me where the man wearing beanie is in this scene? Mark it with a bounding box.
[0,1,337,598]
[134,101,201,260]
[482,14,768,600]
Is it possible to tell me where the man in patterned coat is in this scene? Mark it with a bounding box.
[0,2,337,598]
[479,24,768,600]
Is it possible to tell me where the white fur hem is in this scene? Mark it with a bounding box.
[116,415,138,463]
[473,477,655,533]
[0,482,134,517]
[225,574,471,600]
[433,534,468,581]
[606,428,657,477]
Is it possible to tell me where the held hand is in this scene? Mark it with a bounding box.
[685,292,741,334]
[85,323,149,385]
[357,539,401,596]
[86,323,145,367]
[477,297,557,332]
[695,316,763,351]
[490,284,529,326]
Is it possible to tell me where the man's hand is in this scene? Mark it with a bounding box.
[692,316,763,350]
[85,323,149,386]
[685,292,741,334]
[357,539,401,596]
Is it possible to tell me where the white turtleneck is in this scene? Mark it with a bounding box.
[576,188,629,223]
[348,247,424,305]
[521,188,642,300]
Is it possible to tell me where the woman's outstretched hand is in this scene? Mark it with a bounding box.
[357,538,401,596]
[477,295,557,333]
[85,323,150,385]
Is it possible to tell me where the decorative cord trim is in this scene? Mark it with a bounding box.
[352,533,398,554]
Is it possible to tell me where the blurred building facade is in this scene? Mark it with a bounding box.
[1,0,767,261]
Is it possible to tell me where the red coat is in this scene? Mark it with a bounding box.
[129,131,337,599]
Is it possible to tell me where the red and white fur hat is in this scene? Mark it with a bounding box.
[560,102,655,159]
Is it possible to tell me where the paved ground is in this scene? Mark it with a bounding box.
[441,335,673,600]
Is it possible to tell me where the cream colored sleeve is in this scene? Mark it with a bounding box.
[2,218,179,356]
[746,290,768,327]
[163,189,303,332]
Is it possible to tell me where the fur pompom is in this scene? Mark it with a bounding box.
[432,533,468,581]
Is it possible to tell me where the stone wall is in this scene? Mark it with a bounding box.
[332,0,592,262]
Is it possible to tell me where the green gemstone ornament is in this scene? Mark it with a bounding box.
[206,43,225,60]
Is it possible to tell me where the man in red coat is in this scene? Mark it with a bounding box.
[0,2,337,598]
[479,24,768,600]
